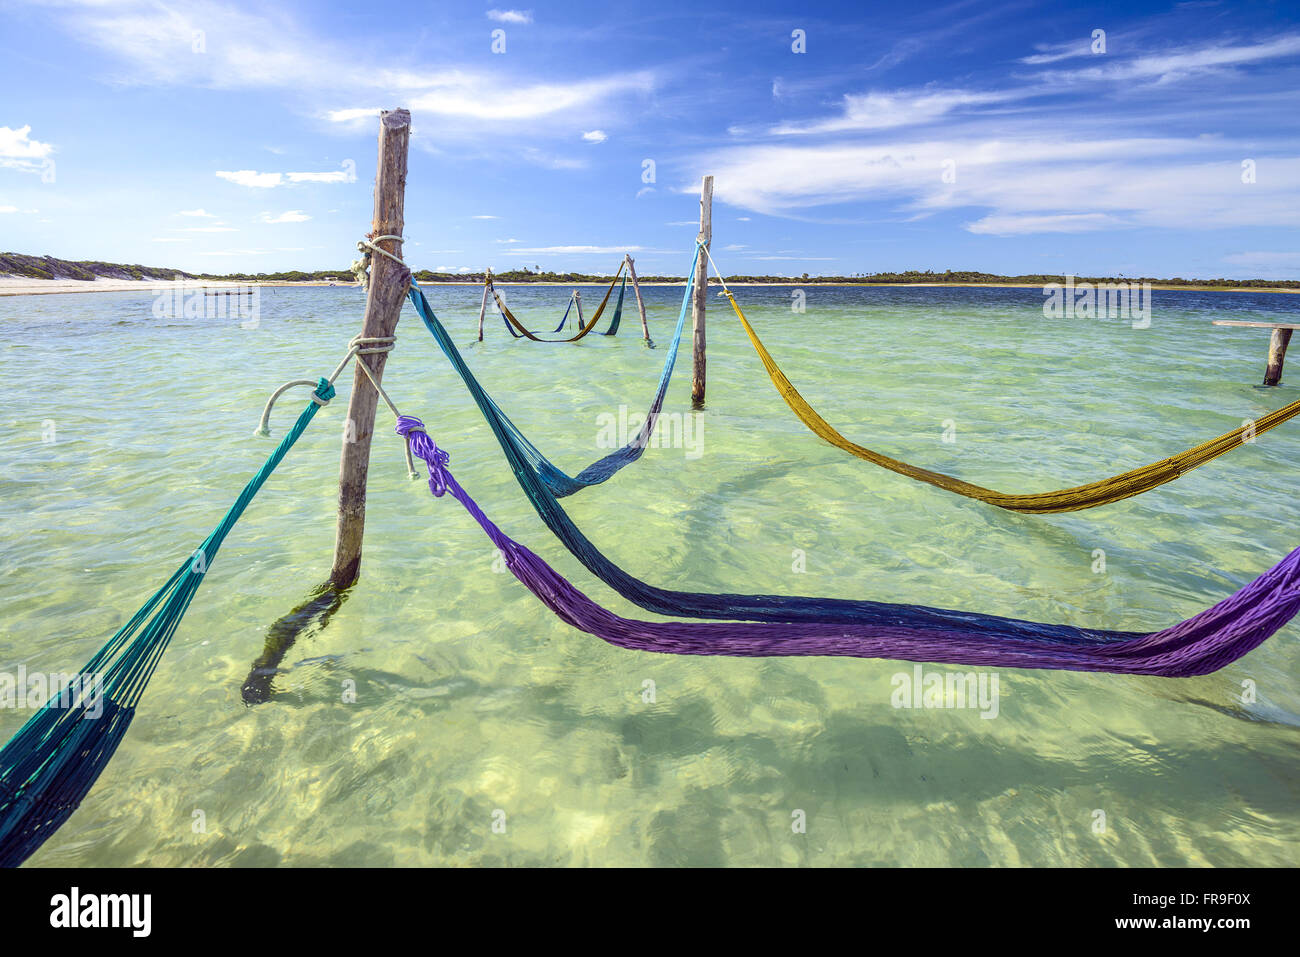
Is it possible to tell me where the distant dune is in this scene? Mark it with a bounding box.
[0,252,196,282]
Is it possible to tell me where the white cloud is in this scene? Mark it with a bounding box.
[0,205,16,213]
[0,125,53,159]
[151,237,190,242]
[965,212,1124,235]
[1019,40,1095,65]
[495,238,522,243]
[773,89,1016,135]
[487,9,533,24]
[691,137,1300,231]
[217,170,283,188]
[582,129,608,143]
[326,108,381,123]
[179,208,215,217]
[286,164,355,184]
[406,73,652,122]
[259,210,312,223]
[41,1,648,142]
[178,226,238,232]
[328,71,651,129]
[217,163,355,188]
[771,35,1300,143]
[1035,34,1300,86]
[473,215,499,220]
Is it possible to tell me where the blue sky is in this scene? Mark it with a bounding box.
[2,0,1298,278]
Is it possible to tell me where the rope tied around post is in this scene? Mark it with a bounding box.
[350,235,408,291]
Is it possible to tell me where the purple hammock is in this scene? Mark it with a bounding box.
[396,417,1300,676]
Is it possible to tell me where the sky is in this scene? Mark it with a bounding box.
[1,0,1298,278]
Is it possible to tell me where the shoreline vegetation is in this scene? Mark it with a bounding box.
[2,252,1297,295]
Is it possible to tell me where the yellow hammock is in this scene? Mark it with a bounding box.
[491,261,626,343]
[719,289,1300,513]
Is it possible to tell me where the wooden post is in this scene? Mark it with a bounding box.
[477,269,490,341]
[328,108,411,589]
[626,254,650,342]
[691,175,713,408]
[242,107,410,703]
[1265,327,1292,386]
[1210,320,1300,386]
[573,288,583,329]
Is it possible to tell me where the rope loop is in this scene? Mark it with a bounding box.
[351,334,395,355]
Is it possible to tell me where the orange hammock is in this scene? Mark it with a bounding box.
[489,260,626,342]
[719,288,1300,513]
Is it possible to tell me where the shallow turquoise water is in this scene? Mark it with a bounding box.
[2,282,1298,867]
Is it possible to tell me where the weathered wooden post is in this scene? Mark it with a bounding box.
[626,254,651,342]
[1210,320,1299,386]
[1265,327,1292,386]
[329,108,411,588]
[573,288,583,329]
[477,268,490,341]
[691,175,713,408]
[243,107,411,703]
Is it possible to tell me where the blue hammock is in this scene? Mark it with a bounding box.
[450,245,699,497]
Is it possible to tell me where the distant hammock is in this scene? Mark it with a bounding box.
[434,245,700,497]
[488,260,627,342]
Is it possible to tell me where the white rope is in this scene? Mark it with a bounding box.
[698,242,734,298]
[256,335,395,435]
[350,351,419,480]
[350,234,408,290]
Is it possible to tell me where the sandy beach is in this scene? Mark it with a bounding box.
[0,276,262,297]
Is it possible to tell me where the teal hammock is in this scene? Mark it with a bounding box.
[602,274,627,336]
[0,379,336,868]
[471,245,699,497]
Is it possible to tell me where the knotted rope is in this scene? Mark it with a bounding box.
[255,334,395,436]
[396,416,449,497]
[350,234,407,290]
